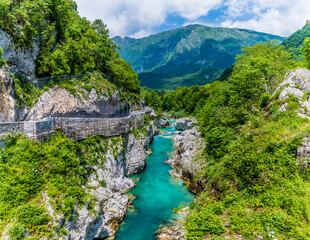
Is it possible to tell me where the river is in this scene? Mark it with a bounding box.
[114,123,194,240]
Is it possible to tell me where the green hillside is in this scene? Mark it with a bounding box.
[114,25,285,90]
[282,23,310,60]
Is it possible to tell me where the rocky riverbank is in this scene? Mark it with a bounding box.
[156,125,206,240]
[167,126,206,194]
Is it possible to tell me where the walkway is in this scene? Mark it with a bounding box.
[0,107,153,141]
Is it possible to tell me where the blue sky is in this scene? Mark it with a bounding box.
[75,0,310,38]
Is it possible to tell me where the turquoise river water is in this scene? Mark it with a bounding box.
[114,124,195,240]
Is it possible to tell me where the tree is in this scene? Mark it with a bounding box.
[302,37,310,69]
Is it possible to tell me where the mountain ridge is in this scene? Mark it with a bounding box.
[114,24,286,90]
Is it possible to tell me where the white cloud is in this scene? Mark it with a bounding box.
[222,0,310,36]
[75,0,222,37]
[75,0,310,38]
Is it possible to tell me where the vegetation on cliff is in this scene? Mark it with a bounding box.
[0,133,125,239]
[0,0,140,95]
[282,22,310,61]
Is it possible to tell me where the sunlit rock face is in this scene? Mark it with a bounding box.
[0,29,39,80]
[174,117,197,131]
[26,86,129,120]
[0,69,15,122]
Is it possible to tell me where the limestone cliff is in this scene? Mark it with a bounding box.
[0,69,15,122]
[275,68,310,117]
[45,125,155,240]
[26,86,129,120]
[0,29,39,80]
[174,117,197,131]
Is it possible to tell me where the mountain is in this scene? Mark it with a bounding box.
[282,23,310,60]
[114,24,285,90]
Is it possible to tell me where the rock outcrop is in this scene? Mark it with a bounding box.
[276,68,310,117]
[297,137,310,169]
[156,223,186,240]
[125,125,156,175]
[174,117,197,131]
[0,69,15,122]
[26,86,129,120]
[0,29,39,80]
[154,117,170,128]
[167,126,206,194]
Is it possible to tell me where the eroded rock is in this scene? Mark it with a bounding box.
[0,69,15,122]
[26,86,129,120]
[174,117,197,131]
[0,29,39,80]
[154,117,170,128]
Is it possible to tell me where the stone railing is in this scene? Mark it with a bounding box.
[0,108,153,141]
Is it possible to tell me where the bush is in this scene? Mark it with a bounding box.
[9,224,26,240]
[0,47,6,67]
[15,204,48,227]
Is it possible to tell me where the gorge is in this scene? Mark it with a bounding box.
[115,123,195,240]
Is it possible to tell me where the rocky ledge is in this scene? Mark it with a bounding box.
[155,207,191,240]
[276,68,310,118]
[174,117,197,131]
[156,223,186,240]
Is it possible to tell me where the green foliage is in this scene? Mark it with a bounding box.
[0,133,111,238]
[141,87,164,110]
[0,0,140,94]
[0,47,6,67]
[185,208,225,239]
[161,84,212,115]
[9,224,26,240]
[282,23,310,61]
[15,204,49,227]
[302,37,310,69]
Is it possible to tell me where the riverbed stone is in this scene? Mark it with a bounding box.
[154,117,170,128]
[174,117,197,131]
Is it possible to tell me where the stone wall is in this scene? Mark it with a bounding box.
[0,108,152,140]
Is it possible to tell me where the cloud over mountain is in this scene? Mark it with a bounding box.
[75,0,310,37]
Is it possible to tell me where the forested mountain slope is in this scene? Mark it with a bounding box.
[282,22,310,60]
[114,25,285,90]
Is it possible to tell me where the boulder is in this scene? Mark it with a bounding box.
[297,137,310,169]
[154,117,170,128]
[174,117,197,131]
[156,223,186,240]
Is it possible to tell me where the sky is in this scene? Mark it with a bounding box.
[75,0,310,38]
